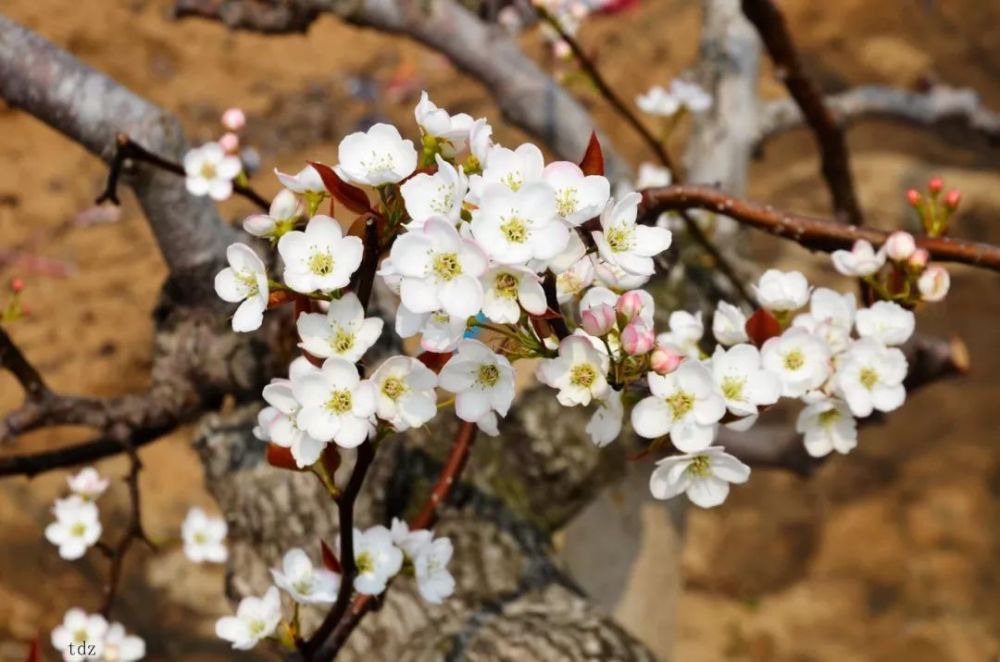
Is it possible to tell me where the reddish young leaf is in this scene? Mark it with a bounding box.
[308,161,373,215]
[266,444,304,472]
[578,131,605,177]
[320,538,342,574]
[320,444,341,478]
[744,308,782,347]
[25,636,40,662]
[417,351,453,374]
[267,290,297,309]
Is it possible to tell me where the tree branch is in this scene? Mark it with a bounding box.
[0,325,50,403]
[741,0,863,226]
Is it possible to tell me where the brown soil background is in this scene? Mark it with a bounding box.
[1,0,998,660]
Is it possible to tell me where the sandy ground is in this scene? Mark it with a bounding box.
[0,0,998,660]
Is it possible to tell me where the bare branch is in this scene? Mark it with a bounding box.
[741,0,863,226]
[757,84,1000,146]
[0,325,50,403]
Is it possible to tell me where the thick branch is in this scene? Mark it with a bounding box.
[640,184,1000,272]
[757,84,1000,146]
[741,0,863,226]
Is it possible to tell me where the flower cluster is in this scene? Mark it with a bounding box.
[637,78,712,118]
[184,107,250,201]
[44,467,108,560]
[51,608,145,662]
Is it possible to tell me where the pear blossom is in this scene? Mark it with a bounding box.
[278,215,363,294]
[592,192,672,276]
[711,344,781,420]
[792,287,856,353]
[184,142,241,201]
[214,243,269,333]
[555,257,595,303]
[336,123,418,186]
[585,389,624,447]
[389,517,432,558]
[834,338,908,417]
[855,300,915,346]
[467,118,494,167]
[614,289,655,326]
[753,269,810,313]
[712,301,749,346]
[222,107,246,131]
[650,346,684,375]
[761,327,832,398]
[101,623,145,662]
[390,218,487,318]
[400,155,468,227]
[243,188,303,237]
[636,85,681,116]
[414,91,474,155]
[636,162,672,189]
[260,369,326,468]
[370,355,438,432]
[918,265,950,302]
[271,548,341,604]
[545,230,588,274]
[631,360,726,451]
[541,161,611,226]
[395,306,467,353]
[352,525,404,595]
[296,291,384,362]
[621,321,655,355]
[274,164,327,204]
[580,302,616,337]
[648,447,750,508]
[293,359,376,448]
[471,182,569,264]
[440,340,516,433]
[636,79,712,117]
[831,240,885,277]
[481,265,547,324]
[593,256,651,290]
[656,310,704,360]
[45,496,101,561]
[215,586,282,650]
[181,507,228,563]
[536,335,611,406]
[796,398,858,457]
[51,608,108,661]
[468,143,545,200]
[66,467,109,500]
[884,231,917,261]
[413,537,456,604]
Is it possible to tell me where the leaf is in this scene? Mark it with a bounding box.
[308,161,373,215]
[578,132,605,177]
[25,637,40,662]
[265,444,303,472]
[320,538,342,574]
[320,444,341,478]
[744,308,782,347]
[417,351,453,374]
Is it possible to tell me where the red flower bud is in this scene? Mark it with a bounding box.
[928,177,943,194]
[944,189,961,210]
[906,189,922,207]
[10,277,23,293]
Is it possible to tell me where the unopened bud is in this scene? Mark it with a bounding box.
[10,277,23,293]
[918,265,950,303]
[580,303,616,336]
[615,291,644,323]
[908,248,929,269]
[221,107,246,131]
[944,189,961,210]
[884,231,916,261]
[218,132,240,153]
[906,189,922,207]
[928,177,943,194]
[650,347,683,374]
[620,321,655,356]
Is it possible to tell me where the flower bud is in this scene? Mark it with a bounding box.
[928,177,943,194]
[944,189,961,210]
[918,265,950,302]
[650,347,684,374]
[620,321,655,356]
[884,231,916,261]
[9,277,23,293]
[615,291,644,323]
[221,107,246,131]
[218,132,240,153]
[906,189,922,207]
[907,248,929,269]
[580,303,616,336]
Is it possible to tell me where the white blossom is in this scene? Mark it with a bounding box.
[414,91,474,153]
[260,365,326,468]
[834,338,908,417]
[296,291,384,362]
[481,265,547,323]
[370,356,438,432]
[471,182,569,264]
[468,143,545,201]
[102,623,145,662]
[400,155,468,228]
[796,398,858,457]
[712,301,749,346]
[215,586,282,650]
[389,518,432,558]
[440,340,516,433]
[336,123,418,186]
[45,496,101,561]
[352,525,404,595]
[66,467,109,500]
[918,265,950,302]
[592,192,672,276]
[181,507,228,563]
[585,389,624,447]
[555,257,595,303]
[636,79,712,117]
[792,287,856,353]
[214,243,269,333]
[761,327,832,398]
[854,300,915,346]
[51,608,108,661]
[395,306,467,353]
[753,269,810,313]
[467,118,493,166]
[278,215,363,294]
[636,162,672,189]
[271,547,340,604]
[648,446,749,508]
[711,344,781,420]
[184,142,241,201]
[656,310,704,360]
[293,358,376,448]
[631,360,726,451]
[541,161,611,226]
[413,537,455,604]
[831,240,886,277]
[275,164,327,197]
[244,189,303,237]
[536,335,611,407]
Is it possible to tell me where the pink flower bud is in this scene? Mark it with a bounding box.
[906,189,922,207]
[928,177,943,194]
[907,248,929,269]
[650,347,683,374]
[620,321,655,356]
[615,291,644,323]
[581,303,616,336]
[944,189,961,210]
[10,277,23,293]
[218,132,240,153]
[918,265,950,302]
[884,231,916,261]
[221,107,246,131]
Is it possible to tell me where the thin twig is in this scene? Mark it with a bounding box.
[742,0,863,226]
[0,325,50,402]
[96,132,269,210]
